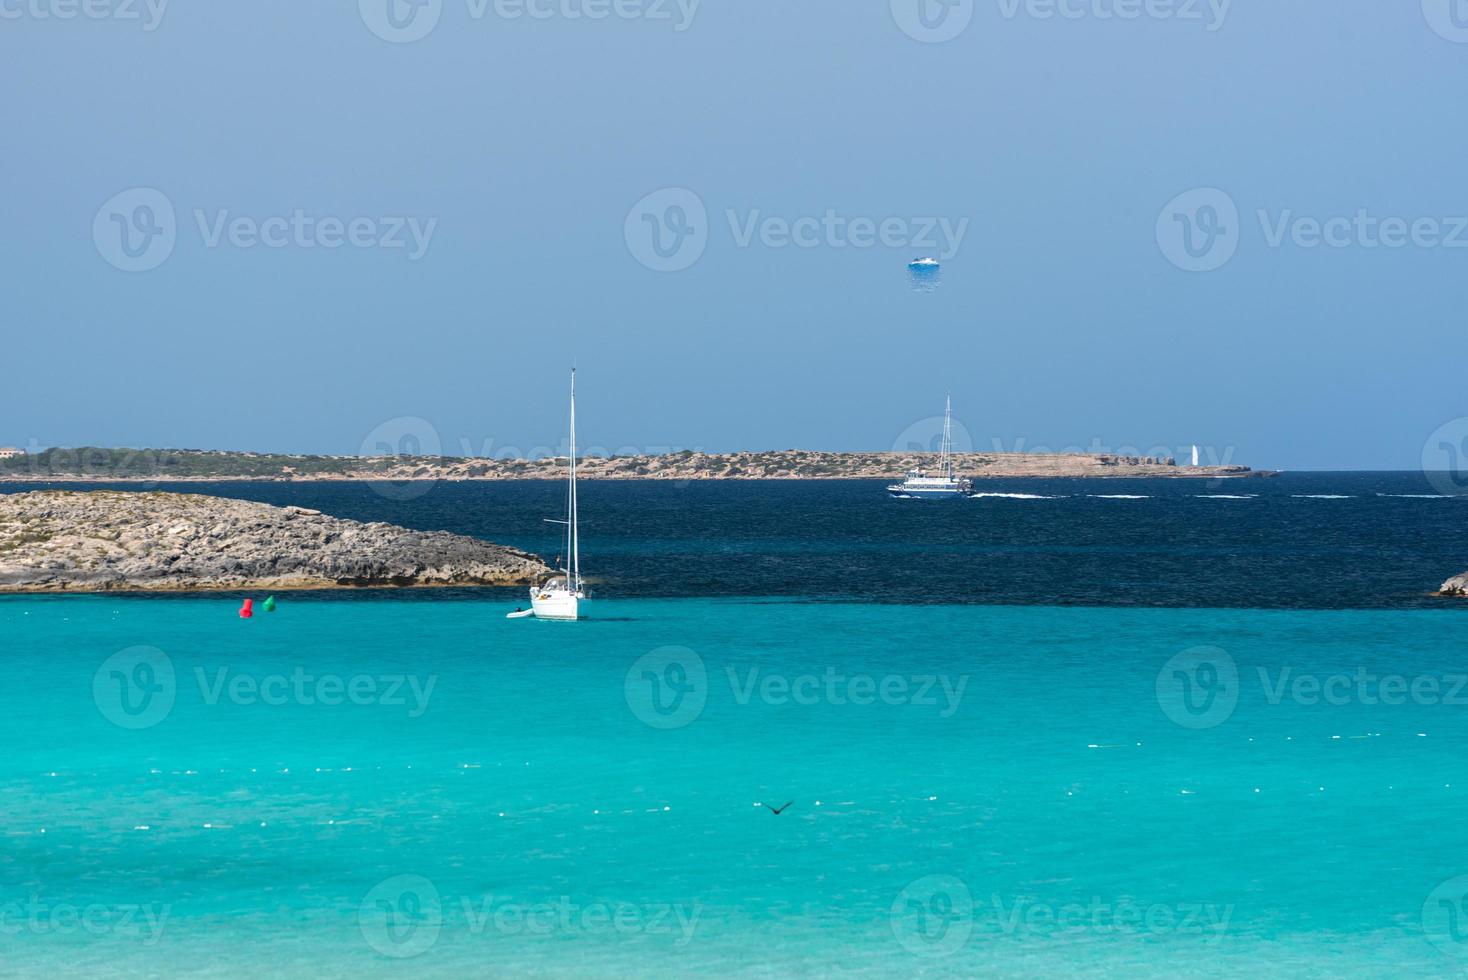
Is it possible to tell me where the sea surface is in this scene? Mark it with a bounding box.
[3,474,1468,977]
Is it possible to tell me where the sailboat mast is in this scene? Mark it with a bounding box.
[942,393,953,480]
[569,369,579,590]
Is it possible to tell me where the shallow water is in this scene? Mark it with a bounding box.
[4,594,1468,976]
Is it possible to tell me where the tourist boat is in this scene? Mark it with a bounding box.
[908,257,940,269]
[887,395,972,500]
[520,369,587,621]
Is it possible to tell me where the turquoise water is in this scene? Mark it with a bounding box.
[5,594,1468,976]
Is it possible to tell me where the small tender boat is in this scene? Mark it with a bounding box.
[908,257,940,269]
[887,394,972,500]
[527,369,587,621]
[505,608,534,619]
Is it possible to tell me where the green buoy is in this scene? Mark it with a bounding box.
[263,595,277,612]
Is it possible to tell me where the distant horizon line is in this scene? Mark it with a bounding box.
[0,443,1443,474]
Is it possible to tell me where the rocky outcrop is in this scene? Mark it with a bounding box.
[1439,572,1468,597]
[0,491,548,592]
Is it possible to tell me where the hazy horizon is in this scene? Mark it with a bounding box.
[5,3,1466,474]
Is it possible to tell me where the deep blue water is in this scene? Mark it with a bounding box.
[5,472,1464,608]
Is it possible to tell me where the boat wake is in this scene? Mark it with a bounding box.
[1087,494,1151,500]
[1376,493,1455,499]
[968,492,1063,500]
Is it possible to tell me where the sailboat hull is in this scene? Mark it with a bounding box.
[530,588,583,621]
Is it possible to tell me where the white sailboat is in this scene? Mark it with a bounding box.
[525,369,586,621]
[887,394,972,499]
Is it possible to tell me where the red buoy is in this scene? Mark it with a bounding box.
[239,598,254,619]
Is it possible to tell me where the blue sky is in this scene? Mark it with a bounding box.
[2,1,1465,470]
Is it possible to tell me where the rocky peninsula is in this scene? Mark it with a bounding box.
[0,447,1264,482]
[0,491,547,593]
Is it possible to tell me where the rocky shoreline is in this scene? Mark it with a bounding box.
[0,447,1266,483]
[0,491,548,593]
